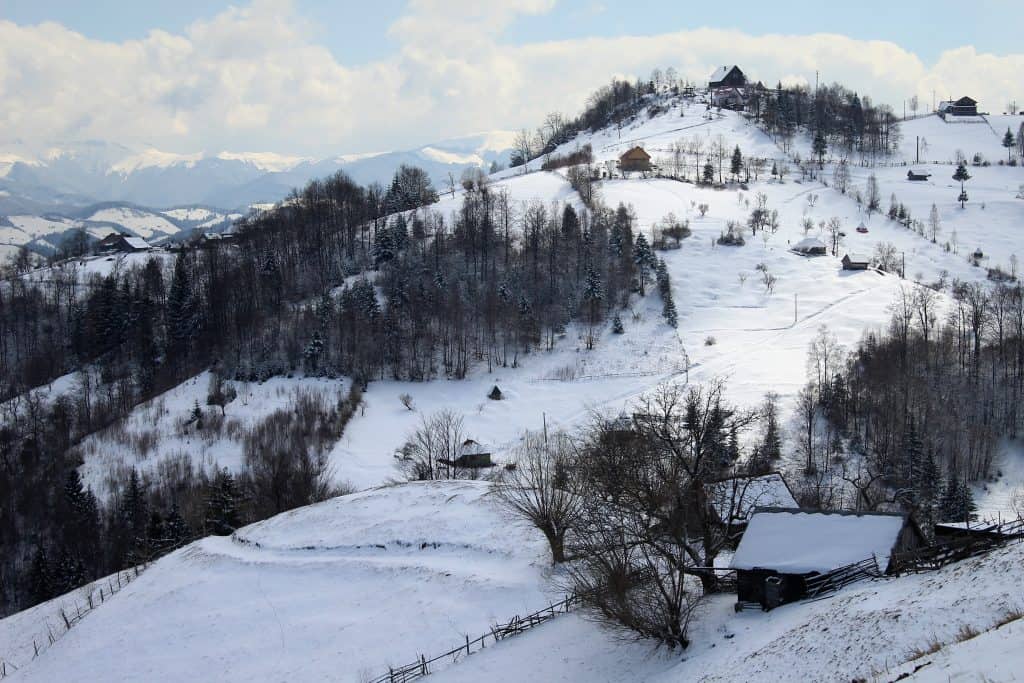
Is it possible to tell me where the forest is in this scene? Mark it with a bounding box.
[0,151,680,615]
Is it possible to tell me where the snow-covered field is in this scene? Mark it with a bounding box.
[3,481,1022,682]
[3,102,1023,681]
[1,481,558,682]
[85,207,181,240]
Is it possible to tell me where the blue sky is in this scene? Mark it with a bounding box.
[0,0,1020,154]
[4,0,1018,65]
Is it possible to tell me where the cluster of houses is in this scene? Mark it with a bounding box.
[94,231,237,255]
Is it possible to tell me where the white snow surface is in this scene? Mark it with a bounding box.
[730,510,907,573]
[1,481,557,683]
[86,207,180,239]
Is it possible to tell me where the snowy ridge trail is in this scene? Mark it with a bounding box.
[2,482,563,683]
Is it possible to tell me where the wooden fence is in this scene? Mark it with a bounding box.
[892,518,1024,574]
[804,556,883,600]
[0,564,149,678]
[367,593,582,683]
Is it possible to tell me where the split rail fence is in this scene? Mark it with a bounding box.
[368,593,582,683]
[0,564,149,678]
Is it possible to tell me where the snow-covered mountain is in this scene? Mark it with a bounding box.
[0,132,516,212]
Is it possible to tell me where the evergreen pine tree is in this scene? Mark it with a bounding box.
[702,160,715,185]
[662,291,678,328]
[633,233,654,295]
[166,254,198,357]
[730,145,743,180]
[28,546,53,605]
[1003,127,1016,163]
[611,314,624,334]
[812,129,827,167]
[164,503,192,549]
[205,469,242,536]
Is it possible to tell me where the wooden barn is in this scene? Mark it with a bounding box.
[97,233,151,253]
[618,146,653,173]
[792,237,827,256]
[938,96,978,117]
[708,65,748,89]
[842,253,871,270]
[907,169,932,181]
[451,439,493,468]
[730,508,924,610]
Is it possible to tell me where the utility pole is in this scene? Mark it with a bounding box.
[916,136,920,164]
[794,293,798,325]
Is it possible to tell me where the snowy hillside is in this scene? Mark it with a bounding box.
[0,481,556,682]
[2,95,1023,682]
[3,482,1021,682]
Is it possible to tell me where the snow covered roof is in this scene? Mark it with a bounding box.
[457,439,490,457]
[844,253,871,263]
[730,509,909,574]
[793,237,826,251]
[122,236,151,250]
[706,473,797,523]
[709,65,738,83]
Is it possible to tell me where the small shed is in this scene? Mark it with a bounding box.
[487,385,503,400]
[907,169,931,181]
[618,146,653,173]
[452,439,493,468]
[792,237,827,256]
[842,253,871,270]
[730,508,924,609]
[98,233,151,253]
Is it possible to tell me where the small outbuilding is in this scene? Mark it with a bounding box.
[730,508,924,610]
[451,439,493,469]
[792,237,827,256]
[487,385,503,401]
[618,146,653,173]
[907,169,932,181]
[842,253,872,270]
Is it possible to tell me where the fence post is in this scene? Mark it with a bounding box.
[465,634,470,656]
[420,654,427,675]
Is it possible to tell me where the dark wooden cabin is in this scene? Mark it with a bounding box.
[907,169,932,181]
[730,508,924,610]
[842,253,871,270]
[708,65,747,89]
[939,96,978,117]
[618,146,653,173]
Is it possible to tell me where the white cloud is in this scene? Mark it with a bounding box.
[0,1,1020,156]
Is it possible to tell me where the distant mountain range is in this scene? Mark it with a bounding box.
[0,131,516,261]
[0,131,515,212]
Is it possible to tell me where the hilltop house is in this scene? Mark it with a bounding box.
[938,97,978,118]
[447,439,493,469]
[731,508,924,610]
[708,65,748,89]
[97,233,151,253]
[618,146,653,173]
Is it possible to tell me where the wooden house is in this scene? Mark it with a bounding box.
[792,237,827,256]
[97,233,151,253]
[938,96,978,117]
[907,169,931,181]
[730,508,924,610]
[618,146,653,173]
[451,439,493,468]
[708,65,747,89]
[842,253,871,270]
